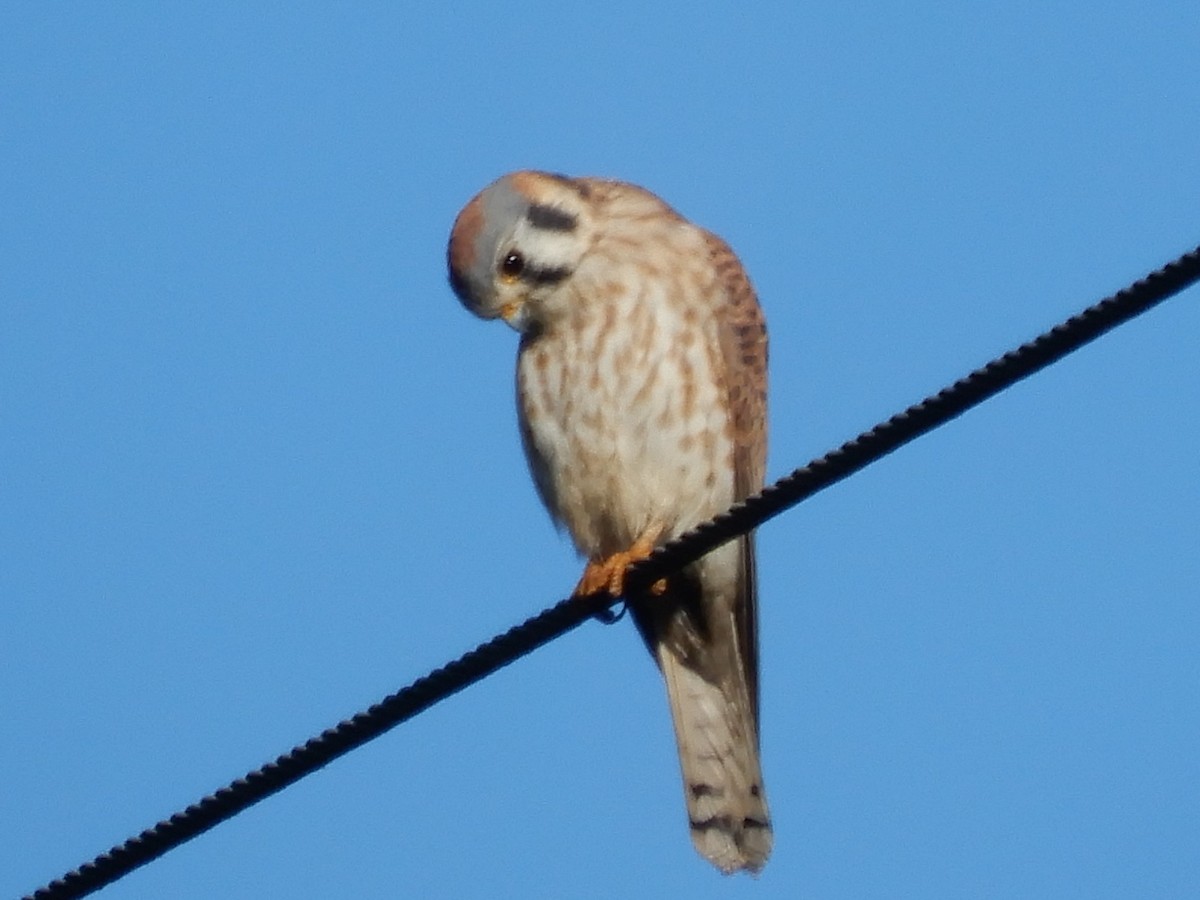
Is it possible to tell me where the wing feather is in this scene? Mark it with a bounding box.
[705,231,768,724]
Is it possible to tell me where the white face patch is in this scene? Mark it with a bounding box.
[505,216,583,278]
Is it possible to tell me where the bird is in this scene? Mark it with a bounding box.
[446,170,771,874]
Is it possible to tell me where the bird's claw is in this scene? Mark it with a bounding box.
[572,531,669,623]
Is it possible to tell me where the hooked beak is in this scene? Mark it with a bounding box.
[498,301,529,333]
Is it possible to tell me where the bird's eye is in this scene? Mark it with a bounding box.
[500,250,525,280]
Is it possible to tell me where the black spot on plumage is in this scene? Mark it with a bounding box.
[526,203,578,232]
[690,814,735,833]
[522,263,572,286]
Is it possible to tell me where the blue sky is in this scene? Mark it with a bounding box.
[3,3,1198,897]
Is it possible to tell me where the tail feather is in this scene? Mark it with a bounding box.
[659,644,772,873]
[631,536,771,874]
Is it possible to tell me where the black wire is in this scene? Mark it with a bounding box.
[25,243,1200,900]
[627,243,1200,593]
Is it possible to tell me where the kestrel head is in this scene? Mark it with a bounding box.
[447,171,594,333]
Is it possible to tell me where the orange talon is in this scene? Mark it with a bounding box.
[572,529,668,599]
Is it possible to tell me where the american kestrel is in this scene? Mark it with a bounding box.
[447,171,771,874]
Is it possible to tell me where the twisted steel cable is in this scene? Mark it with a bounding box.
[26,243,1200,900]
[629,243,1200,592]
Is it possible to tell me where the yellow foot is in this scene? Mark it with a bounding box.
[573,530,668,599]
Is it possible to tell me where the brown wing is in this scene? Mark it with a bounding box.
[705,231,768,726]
[705,232,767,496]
